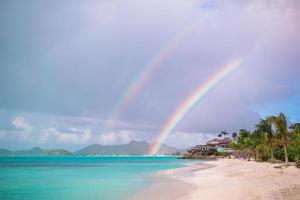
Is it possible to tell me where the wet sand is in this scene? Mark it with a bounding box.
[129,162,215,200]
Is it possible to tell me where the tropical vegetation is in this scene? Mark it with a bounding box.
[229,113,300,166]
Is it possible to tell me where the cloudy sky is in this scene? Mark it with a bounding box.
[0,0,299,150]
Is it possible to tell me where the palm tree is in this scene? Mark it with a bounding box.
[251,129,265,161]
[256,118,275,162]
[232,132,238,140]
[218,133,222,139]
[238,129,252,160]
[221,130,229,138]
[271,113,290,165]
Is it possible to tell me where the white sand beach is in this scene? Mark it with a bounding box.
[131,159,300,200]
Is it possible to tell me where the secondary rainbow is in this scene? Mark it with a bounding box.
[149,58,243,155]
[105,24,196,130]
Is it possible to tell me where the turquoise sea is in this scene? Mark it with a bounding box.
[0,156,191,200]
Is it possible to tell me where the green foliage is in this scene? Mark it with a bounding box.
[201,149,217,156]
[255,118,275,161]
[216,113,300,164]
[255,144,269,161]
[231,113,299,164]
[193,149,217,156]
[288,133,300,162]
[239,129,250,138]
[217,151,230,157]
[274,147,285,161]
[229,141,239,150]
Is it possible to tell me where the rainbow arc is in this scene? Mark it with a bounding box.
[149,58,243,155]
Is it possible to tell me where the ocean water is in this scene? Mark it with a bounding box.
[0,156,191,200]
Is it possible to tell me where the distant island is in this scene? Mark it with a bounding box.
[0,146,73,156]
[0,140,181,156]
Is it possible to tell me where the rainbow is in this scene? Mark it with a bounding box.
[105,24,196,130]
[149,58,243,155]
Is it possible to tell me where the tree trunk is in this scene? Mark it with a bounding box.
[270,147,274,162]
[270,142,274,162]
[283,144,289,165]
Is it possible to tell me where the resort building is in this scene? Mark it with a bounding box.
[207,137,232,147]
[187,137,233,154]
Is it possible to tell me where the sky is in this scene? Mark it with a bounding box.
[0,0,299,150]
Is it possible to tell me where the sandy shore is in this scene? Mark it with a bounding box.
[130,159,300,200]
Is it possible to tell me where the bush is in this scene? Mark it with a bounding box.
[217,152,230,157]
[255,144,270,161]
[203,149,217,156]
[274,147,285,161]
[288,134,300,162]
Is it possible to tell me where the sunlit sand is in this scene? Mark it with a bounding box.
[132,159,300,200]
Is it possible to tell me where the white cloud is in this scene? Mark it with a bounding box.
[39,128,92,145]
[38,127,135,146]
[11,116,32,132]
[97,130,136,145]
[166,131,216,149]
[118,130,136,144]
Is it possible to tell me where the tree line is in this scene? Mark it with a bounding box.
[228,113,300,165]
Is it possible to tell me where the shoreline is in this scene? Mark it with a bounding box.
[129,161,216,200]
[130,159,300,200]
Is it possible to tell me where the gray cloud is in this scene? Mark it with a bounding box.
[0,0,299,148]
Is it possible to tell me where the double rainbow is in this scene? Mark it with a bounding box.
[105,24,196,130]
[149,58,243,155]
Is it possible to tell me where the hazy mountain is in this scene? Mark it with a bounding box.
[14,147,44,156]
[0,141,180,156]
[0,147,73,156]
[159,144,181,155]
[43,149,73,156]
[75,140,180,155]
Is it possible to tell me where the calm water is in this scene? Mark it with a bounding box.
[0,156,191,200]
